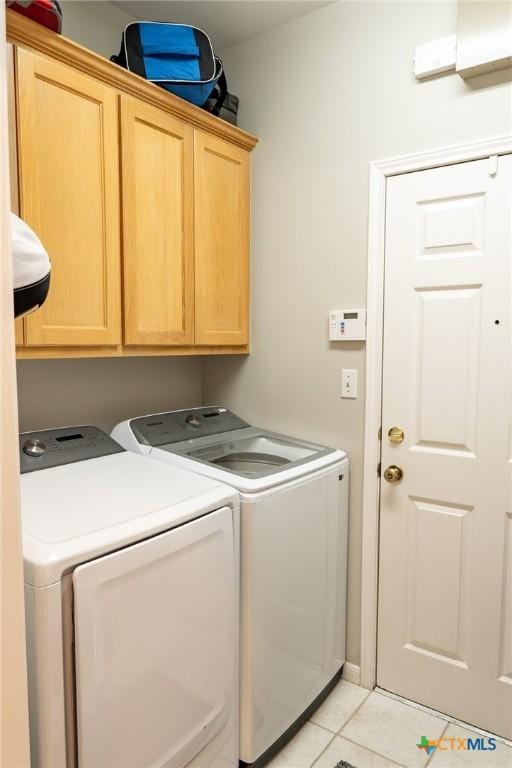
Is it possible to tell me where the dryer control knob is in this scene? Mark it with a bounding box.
[23,438,47,457]
[185,414,201,428]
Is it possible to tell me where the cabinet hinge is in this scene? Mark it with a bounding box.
[377,462,381,477]
[378,426,382,440]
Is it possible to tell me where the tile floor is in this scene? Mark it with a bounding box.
[266,681,512,768]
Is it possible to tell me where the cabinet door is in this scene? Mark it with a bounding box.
[17,50,121,346]
[121,97,194,345]
[194,131,250,346]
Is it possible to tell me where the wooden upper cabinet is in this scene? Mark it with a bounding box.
[194,131,250,346]
[7,12,257,358]
[16,49,121,346]
[121,97,194,346]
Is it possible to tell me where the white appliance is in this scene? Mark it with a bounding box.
[112,408,349,767]
[20,425,240,768]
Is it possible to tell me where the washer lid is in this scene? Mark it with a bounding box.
[21,451,238,587]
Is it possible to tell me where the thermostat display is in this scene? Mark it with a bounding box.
[329,308,366,341]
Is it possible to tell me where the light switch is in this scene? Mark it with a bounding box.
[341,369,358,399]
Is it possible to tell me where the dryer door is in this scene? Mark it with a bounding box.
[72,507,236,768]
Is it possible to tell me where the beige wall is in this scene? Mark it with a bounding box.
[17,357,202,433]
[16,3,203,437]
[61,0,135,57]
[204,1,512,666]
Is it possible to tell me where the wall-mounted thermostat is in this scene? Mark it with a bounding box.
[329,309,366,341]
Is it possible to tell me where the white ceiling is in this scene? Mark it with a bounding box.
[111,1,335,50]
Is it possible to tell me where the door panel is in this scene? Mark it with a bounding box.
[17,50,121,346]
[194,131,249,346]
[121,97,194,345]
[378,156,512,738]
[73,507,236,768]
[405,498,471,664]
[414,286,480,451]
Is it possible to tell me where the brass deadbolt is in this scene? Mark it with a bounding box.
[388,427,405,444]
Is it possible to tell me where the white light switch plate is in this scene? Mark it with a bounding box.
[341,369,358,399]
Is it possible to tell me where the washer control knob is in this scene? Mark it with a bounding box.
[23,438,47,457]
[185,414,201,428]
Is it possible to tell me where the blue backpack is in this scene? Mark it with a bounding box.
[111,22,226,110]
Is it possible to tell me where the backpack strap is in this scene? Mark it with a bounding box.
[211,70,228,116]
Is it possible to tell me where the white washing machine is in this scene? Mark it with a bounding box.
[20,425,240,768]
[112,408,349,767]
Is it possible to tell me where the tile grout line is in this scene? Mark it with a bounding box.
[376,687,452,726]
[335,689,372,735]
[332,689,448,768]
[310,689,377,768]
[309,688,373,767]
[309,731,338,768]
[337,731,408,767]
[424,721,450,768]
[376,687,512,748]
[309,721,343,736]
[307,686,512,768]
[332,691,409,768]
[308,683,371,737]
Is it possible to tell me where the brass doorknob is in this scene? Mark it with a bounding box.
[383,465,403,483]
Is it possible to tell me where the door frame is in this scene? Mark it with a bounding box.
[0,3,31,764]
[360,133,512,690]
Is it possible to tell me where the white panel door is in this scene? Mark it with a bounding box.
[73,507,237,768]
[378,156,512,739]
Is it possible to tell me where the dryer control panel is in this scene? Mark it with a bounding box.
[131,408,249,447]
[20,426,124,474]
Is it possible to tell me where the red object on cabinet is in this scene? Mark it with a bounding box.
[6,1,62,33]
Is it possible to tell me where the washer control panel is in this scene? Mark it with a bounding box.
[131,408,249,447]
[20,426,124,474]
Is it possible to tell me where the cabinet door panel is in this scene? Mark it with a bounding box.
[194,131,249,346]
[17,50,121,346]
[121,97,194,345]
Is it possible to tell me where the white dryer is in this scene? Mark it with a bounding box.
[20,425,240,768]
[112,408,349,768]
